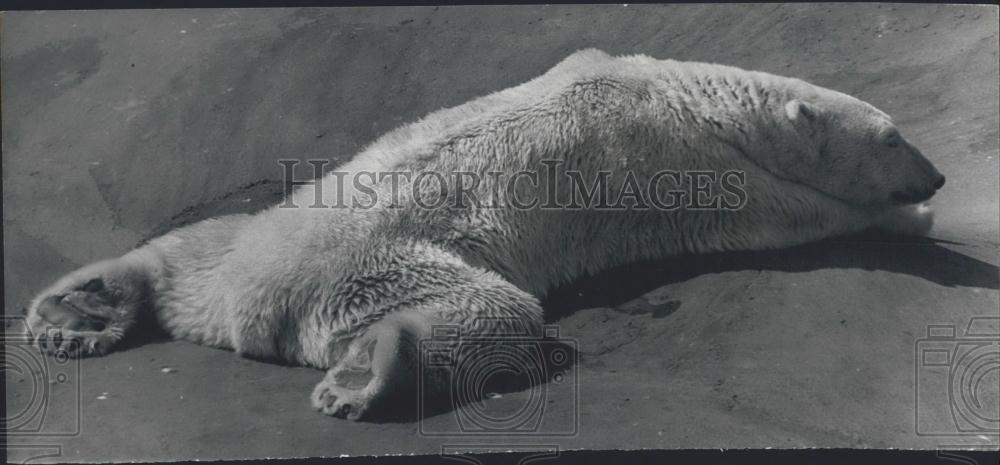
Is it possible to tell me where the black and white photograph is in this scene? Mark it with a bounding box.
[2,3,998,463]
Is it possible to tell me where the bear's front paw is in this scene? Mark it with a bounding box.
[875,203,935,237]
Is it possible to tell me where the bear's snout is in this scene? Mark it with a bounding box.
[888,144,945,205]
[890,174,944,205]
[933,174,946,190]
[890,189,933,204]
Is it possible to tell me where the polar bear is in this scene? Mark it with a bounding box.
[23,49,944,420]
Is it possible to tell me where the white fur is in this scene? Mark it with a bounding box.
[25,49,944,419]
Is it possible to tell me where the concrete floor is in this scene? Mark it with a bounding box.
[3,4,998,462]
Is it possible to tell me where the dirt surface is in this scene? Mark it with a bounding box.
[3,5,998,462]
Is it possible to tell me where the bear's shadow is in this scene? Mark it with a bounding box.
[541,231,1000,321]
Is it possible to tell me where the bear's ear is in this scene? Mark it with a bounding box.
[784,99,818,123]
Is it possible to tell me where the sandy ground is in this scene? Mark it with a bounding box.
[3,4,998,462]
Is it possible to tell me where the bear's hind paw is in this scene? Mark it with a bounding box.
[311,380,373,421]
[25,257,151,358]
[27,287,127,358]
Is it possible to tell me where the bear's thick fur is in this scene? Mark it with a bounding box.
[25,49,944,420]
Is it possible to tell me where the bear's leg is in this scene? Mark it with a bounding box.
[311,274,545,421]
[24,247,162,357]
[25,214,250,357]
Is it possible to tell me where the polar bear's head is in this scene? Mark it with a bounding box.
[773,87,945,209]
